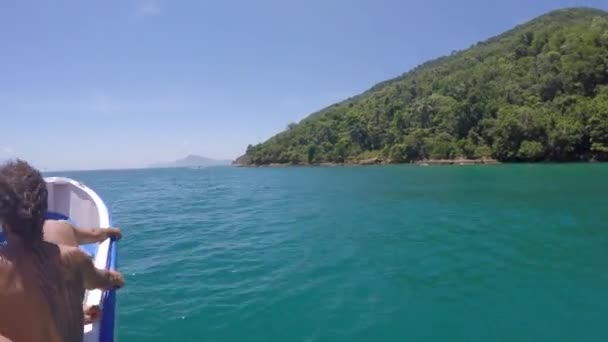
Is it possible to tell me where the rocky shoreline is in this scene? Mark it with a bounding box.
[415,158,501,166]
[233,157,501,167]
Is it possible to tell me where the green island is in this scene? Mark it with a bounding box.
[236,8,608,166]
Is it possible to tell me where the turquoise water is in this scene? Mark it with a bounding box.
[56,165,608,341]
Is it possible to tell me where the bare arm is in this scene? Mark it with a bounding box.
[73,249,124,290]
[73,227,121,245]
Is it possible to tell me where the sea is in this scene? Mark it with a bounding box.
[53,164,608,342]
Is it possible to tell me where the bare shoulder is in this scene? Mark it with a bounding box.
[57,244,88,265]
[52,244,92,284]
[0,250,14,271]
[0,334,14,342]
[0,251,16,291]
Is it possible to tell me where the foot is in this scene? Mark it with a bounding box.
[83,305,101,324]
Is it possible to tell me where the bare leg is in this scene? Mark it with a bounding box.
[43,220,79,247]
[43,220,121,246]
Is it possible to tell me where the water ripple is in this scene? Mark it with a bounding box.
[51,165,608,342]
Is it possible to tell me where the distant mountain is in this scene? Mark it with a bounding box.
[150,155,231,168]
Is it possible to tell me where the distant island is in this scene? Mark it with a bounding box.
[236,8,608,166]
[150,155,231,169]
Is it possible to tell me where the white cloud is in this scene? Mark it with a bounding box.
[137,0,162,17]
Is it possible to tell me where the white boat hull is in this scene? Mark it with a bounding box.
[45,177,117,342]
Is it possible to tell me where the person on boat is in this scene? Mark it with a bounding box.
[0,159,124,342]
[43,219,122,323]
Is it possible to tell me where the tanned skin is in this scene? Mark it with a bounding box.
[0,160,124,342]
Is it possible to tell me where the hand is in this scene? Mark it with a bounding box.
[108,270,124,289]
[106,227,122,241]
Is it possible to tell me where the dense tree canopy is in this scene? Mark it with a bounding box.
[238,8,608,165]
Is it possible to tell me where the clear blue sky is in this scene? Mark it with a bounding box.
[1,0,606,170]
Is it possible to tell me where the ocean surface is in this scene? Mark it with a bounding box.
[54,164,608,342]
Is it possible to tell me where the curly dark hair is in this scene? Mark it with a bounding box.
[0,159,47,244]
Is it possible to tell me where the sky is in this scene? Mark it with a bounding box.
[1,0,607,171]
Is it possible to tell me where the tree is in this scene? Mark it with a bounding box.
[307,145,317,164]
[426,132,457,159]
[518,141,545,160]
[588,107,608,154]
[547,116,584,160]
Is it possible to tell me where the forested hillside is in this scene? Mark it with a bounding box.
[239,8,608,165]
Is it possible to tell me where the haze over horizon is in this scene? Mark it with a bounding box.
[2,0,606,171]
